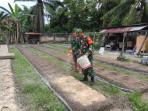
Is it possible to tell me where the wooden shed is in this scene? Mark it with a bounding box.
[136,35,148,52]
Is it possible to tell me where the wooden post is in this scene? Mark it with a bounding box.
[93,32,95,43]
[119,32,126,61]
[53,33,55,43]
[137,31,148,56]
[66,32,68,43]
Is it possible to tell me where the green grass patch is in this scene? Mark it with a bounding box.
[94,61,132,75]
[42,46,66,55]
[127,92,148,111]
[29,47,122,97]
[47,43,69,50]
[124,58,138,63]
[9,46,66,111]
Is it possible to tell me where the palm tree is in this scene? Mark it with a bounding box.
[83,0,121,27]
[100,0,148,26]
[14,0,63,33]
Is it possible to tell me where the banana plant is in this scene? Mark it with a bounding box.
[0,3,29,43]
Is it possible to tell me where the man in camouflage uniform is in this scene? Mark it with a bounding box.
[76,28,94,86]
[70,30,81,74]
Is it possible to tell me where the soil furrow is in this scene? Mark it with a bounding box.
[28,45,148,92]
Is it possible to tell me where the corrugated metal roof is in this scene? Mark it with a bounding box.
[99,26,147,33]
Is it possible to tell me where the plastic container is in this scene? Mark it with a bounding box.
[141,58,148,65]
[77,55,91,69]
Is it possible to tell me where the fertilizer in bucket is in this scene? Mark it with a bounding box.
[77,55,91,70]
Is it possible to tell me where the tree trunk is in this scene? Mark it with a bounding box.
[17,22,19,43]
[139,0,145,22]
[34,1,44,33]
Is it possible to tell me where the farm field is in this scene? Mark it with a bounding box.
[7,44,148,111]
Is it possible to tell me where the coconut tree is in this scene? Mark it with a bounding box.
[83,0,122,28]
[14,0,63,33]
[99,0,148,26]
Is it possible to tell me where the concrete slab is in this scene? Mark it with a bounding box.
[0,53,15,59]
[0,45,15,59]
[0,45,8,53]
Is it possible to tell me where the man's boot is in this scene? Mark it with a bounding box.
[90,76,94,86]
[80,73,88,81]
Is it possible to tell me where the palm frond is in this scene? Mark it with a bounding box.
[8,3,15,16]
[122,5,139,25]
[15,4,18,17]
[0,6,11,15]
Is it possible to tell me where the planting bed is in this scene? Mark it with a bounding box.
[15,45,136,111]
[43,44,148,74]
[16,45,110,111]
[28,44,148,92]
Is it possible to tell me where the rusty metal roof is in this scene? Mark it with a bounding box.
[99,26,147,33]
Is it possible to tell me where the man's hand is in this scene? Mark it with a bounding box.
[85,53,89,57]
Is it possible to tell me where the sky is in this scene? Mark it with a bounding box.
[0,0,36,11]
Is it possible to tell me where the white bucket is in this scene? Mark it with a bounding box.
[77,55,91,70]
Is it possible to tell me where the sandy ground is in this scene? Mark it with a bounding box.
[28,44,148,92]
[17,45,134,111]
[0,45,20,111]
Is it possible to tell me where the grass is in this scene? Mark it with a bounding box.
[47,43,69,50]
[28,46,122,97]
[94,61,133,75]
[42,46,66,55]
[127,92,148,111]
[9,46,66,111]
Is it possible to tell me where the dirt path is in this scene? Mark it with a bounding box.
[28,45,148,92]
[42,44,148,73]
[0,45,20,111]
[16,45,114,111]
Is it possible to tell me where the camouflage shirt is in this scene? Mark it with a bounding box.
[79,35,93,55]
[70,38,80,55]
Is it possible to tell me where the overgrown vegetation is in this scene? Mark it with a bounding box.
[10,46,66,111]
